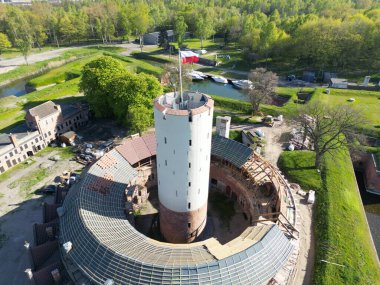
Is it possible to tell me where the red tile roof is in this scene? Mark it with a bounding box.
[116,133,157,165]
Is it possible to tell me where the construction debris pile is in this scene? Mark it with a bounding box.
[288,128,313,150]
[125,185,149,215]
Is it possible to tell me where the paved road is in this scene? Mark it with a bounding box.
[0,47,76,75]
[0,43,143,75]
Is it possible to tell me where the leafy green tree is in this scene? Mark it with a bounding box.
[110,71,162,124]
[195,12,215,49]
[80,56,127,118]
[259,22,285,56]
[174,15,187,47]
[128,104,153,134]
[0,32,11,55]
[116,10,130,40]
[131,3,151,52]
[58,13,76,43]
[16,34,32,65]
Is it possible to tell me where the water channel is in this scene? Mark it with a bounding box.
[356,171,380,256]
[0,79,28,98]
[190,79,247,101]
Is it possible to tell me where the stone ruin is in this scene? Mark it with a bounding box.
[125,185,149,215]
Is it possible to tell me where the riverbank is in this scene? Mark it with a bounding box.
[279,150,380,285]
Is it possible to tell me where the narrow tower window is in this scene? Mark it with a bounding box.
[188,203,191,209]
[165,160,167,166]
[189,140,192,146]
[188,223,191,228]
[189,182,191,187]
[164,137,167,144]
[189,162,191,168]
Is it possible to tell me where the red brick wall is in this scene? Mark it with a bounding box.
[159,202,207,243]
[210,163,257,223]
[365,155,380,193]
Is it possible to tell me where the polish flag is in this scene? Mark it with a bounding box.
[180,51,199,64]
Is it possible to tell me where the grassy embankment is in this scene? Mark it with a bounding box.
[0,47,100,85]
[0,47,162,133]
[278,150,380,285]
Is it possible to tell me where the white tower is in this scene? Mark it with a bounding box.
[154,91,214,243]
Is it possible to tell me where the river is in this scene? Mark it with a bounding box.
[356,171,380,257]
[0,79,28,98]
[190,79,247,101]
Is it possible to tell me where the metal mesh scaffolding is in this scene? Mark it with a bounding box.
[60,142,293,285]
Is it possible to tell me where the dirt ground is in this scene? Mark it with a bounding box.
[230,121,292,166]
[0,150,82,285]
[230,121,314,285]
[136,188,250,244]
[293,192,315,285]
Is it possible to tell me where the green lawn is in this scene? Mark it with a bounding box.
[0,46,124,86]
[26,55,102,88]
[104,52,163,76]
[34,146,75,159]
[278,150,380,285]
[0,78,81,132]
[277,151,322,191]
[9,167,50,198]
[211,87,380,136]
[229,130,243,143]
[0,159,35,184]
[0,48,162,133]
[314,88,380,136]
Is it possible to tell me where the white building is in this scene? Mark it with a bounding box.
[216,116,231,138]
[154,91,214,243]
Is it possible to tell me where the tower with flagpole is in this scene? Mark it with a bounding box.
[153,49,212,243]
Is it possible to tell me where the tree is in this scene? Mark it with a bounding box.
[109,72,162,124]
[174,15,187,47]
[245,68,278,115]
[128,104,154,134]
[131,3,151,52]
[297,102,366,168]
[16,34,32,65]
[195,12,214,49]
[158,27,169,48]
[80,56,127,118]
[0,32,11,55]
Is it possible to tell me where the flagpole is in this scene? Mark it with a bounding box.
[178,47,183,104]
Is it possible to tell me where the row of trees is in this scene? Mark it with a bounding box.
[80,56,163,134]
[0,1,380,69]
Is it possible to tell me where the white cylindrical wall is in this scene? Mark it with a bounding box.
[154,100,213,213]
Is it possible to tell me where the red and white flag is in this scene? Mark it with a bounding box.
[180,51,199,64]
